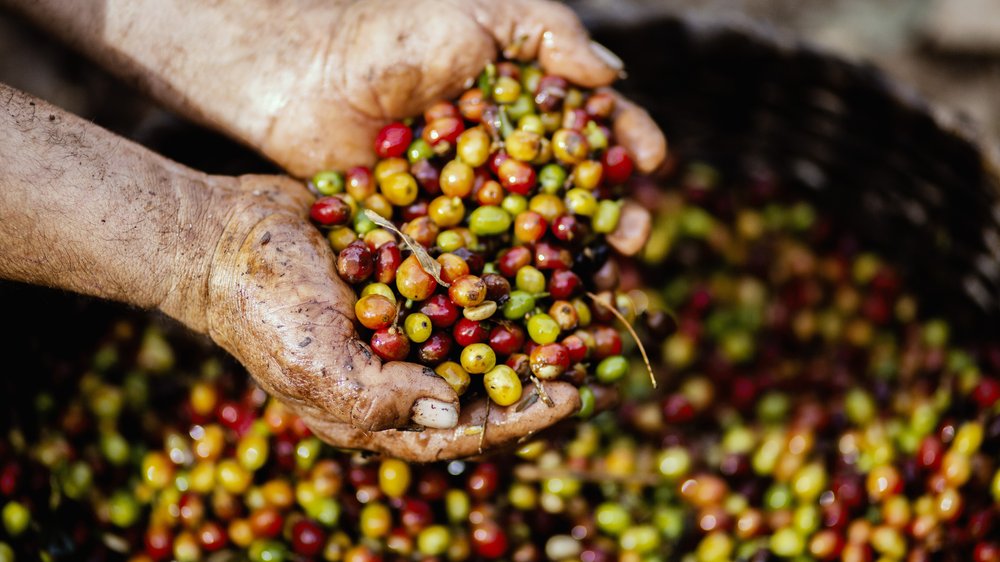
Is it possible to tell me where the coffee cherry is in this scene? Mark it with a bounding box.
[514,211,547,244]
[552,129,588,164]
[489,324,526,357]
[460,343,497,374]
[596,355,628,383]
[515,266,546,294]
[374,242,402,284]
[428,196,466,227]
[291,519,325,557]
[449,275,487,308]
[498,246,533,278]
[573,160,603,190]
[457,127,491,167]
[437,253,471,284]
[417,332,453,365]
[534,242,572,270]
[497,158,537,195]
[530,343,570,380]
[375,157,410,185]
[591,326,623,359]
[371,328,410,361]
[380,173,419,206]
[337,241,374,284]
[375,122,412,159]
[411,159,441,194]
[458,88,487,122]
[552,215,585,242]
[592,200,622,234]
[602,145,634,185]
[469,206,512,236]
[396,255,437,301]
[423,116,465,148]
[453,318,488,347]
[476,179,506,206]
[503,291,536,320]
[439,160,475,198]
[346,166,375,200]
[548,300,579,331]
[562,334,589,363]
[404,312,433,343]
[483,273,512,303]
[548,270,581,299]
[534,75,568,112]
[506,130,542,162]
[420,294,460,328]
[528,194,566,223]
[435,361,471,396]
[310,196,352,226]
[355,295,396,330]
[483,365,522,407]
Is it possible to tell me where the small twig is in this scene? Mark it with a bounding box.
[587,292,657,388]
[478,398,491,455]
[530,375,555,407]
[515,390,540,412]
[364,210,449,287]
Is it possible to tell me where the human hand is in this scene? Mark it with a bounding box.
[13,0,666,178]
[192,174,609,462]
[254,0,667,177]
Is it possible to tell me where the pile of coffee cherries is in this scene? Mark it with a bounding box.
[307,60,642,408]
[2,161,1000,561]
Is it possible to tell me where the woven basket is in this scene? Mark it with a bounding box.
[591,14,1000,335]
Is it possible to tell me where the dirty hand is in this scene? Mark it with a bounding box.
[6,0,665,460]
[11,0,667,178]
[206,174,603,462]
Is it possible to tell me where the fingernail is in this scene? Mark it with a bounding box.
[412,399,458,429]
[590,41,624,71]
[607,203,651,256]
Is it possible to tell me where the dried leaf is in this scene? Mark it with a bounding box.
[364,209,449,287]
[588,292,657,389]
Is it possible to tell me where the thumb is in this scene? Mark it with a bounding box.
[473,0,623,88]
[344,357,461,431]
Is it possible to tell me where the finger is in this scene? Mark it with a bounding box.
[607,200,651,256]
[603,89,667,174]
[348,360,460,431]
[301,380,581,462]
[473,0,622,88]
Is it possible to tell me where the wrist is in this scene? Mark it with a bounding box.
[167,175,315,341]
[157,175,244,333]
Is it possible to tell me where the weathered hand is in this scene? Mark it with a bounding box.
[5,0,664,460]
[197,175,589,461]
[12,0,666,178]
[254,0,667,177]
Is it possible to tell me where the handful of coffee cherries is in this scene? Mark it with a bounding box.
[308,60,653,415]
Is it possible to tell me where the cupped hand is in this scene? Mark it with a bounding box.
[196,174,613,462]
[183,0,667,178]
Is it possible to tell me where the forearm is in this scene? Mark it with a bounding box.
[3,0,345,154]
[0,83,227,330]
